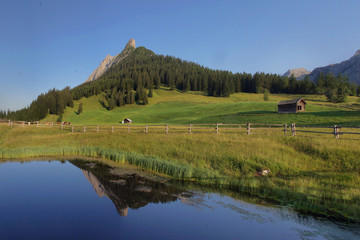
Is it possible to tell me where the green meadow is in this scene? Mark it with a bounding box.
[2,89,360,222]
[43,87,360,126]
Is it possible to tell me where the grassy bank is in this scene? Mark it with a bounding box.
[0,125,359,222]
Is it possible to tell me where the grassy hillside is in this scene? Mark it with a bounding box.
[43,87,360,126]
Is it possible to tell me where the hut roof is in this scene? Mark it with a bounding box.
[277,98,307,106]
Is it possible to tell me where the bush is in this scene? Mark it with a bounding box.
[263,89,270,101]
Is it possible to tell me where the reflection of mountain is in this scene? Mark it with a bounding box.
[71,160,187,216]
[81,169,108,198]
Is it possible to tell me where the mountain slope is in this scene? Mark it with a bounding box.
[308,50,360,84]
[85,39,136,83]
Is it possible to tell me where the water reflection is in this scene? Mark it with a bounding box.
[71,160,360,239]
[71,160,189,216]
[0,159,359,240]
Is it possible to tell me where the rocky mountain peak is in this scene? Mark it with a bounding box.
[85,38,136,83]
[126,39,136,49]
[282,68,310,80]
[104,54,112,60]
[308,49,360,84]
[353,49,360,57]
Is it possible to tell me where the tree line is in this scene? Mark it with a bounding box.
[1,46,359,121]
[0,87,73,121]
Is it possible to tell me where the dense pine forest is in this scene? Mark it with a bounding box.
[0,87,74,122]
[1,46,359,121]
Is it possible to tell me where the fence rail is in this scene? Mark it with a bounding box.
[1,119,359,139]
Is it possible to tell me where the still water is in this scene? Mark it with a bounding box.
[0,160,359,240]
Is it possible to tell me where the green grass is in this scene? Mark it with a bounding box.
[0,125,359,222]
[42,87,360,126]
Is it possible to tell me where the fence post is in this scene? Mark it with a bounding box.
[291,123,296,136]
[189,124,192,134]
[127,125,130,133]
[145,125,148,134]
[84,125,86,133]
[216,123,219,134]
[36,122,38,128]
[72,125,74,133]
[334,125,340,139]
[247,123,251,135]
[166,124,168,134]
[111,125,114,133]
[61,123,63,130]
[284,123,287,135]
[97,125,99,133]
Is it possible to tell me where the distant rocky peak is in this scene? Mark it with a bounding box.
[102,54,113,63]
[282,68,310,80]
[353,49,360,57]
[308,49,360,84]
[126,39,136,49]
[84,38,136,83]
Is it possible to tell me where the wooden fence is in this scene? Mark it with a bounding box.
[1,120,360,139]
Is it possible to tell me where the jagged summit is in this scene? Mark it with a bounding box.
[126,39,136,49]
[353,49,360,57]
[85,39,136,83]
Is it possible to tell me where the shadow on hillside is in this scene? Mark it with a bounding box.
[194,110,360,126]
[301,111,360,118]
[98,99,109,110]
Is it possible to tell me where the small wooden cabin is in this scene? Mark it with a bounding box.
[277,98,306,113]
[121,118,133,124]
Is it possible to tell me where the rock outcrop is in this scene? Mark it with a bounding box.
[85,39,136,83]
[282,68,310,80]
[307,49,360,84]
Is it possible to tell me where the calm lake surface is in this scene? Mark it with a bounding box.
[0,160,359,240]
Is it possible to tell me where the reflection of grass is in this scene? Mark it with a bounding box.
[0,125,359,222]
[41,88,360,126]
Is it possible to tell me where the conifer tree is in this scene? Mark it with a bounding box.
[126,90,131,104]
[148,88,153,98]
[263,89,270,101]
[78,103,83,115]
[108,96,116,110]
[130,91,135,104]
[143,92,148,105]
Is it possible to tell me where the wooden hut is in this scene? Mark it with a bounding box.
[121,118,133,124]
[277,98,306,113]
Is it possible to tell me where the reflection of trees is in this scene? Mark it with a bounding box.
[71,160,185,217]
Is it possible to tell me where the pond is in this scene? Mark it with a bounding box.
[0,160,359,240]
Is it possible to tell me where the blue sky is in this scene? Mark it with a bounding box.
[1,0,360,110]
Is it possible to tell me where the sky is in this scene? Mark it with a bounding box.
[1,0,360,110]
